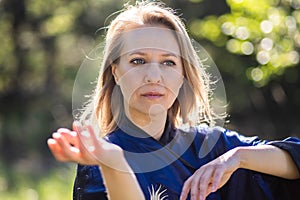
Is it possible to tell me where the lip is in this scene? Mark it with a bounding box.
[141,92,164,99]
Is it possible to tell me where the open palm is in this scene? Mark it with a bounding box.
[47,121,125,170]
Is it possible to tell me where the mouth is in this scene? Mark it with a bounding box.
[141,92,164,99]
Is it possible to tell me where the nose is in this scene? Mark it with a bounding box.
[144,63,162,83]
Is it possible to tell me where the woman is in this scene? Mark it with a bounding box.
[47,1,300,200]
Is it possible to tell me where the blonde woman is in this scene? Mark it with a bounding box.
[48,1,300,200]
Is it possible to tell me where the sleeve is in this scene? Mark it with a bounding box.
[267,137,300,173]
[215,129,300,200]
[73,164,108,200]
[257,135,300,200]
[218,128,300,173]
[195,126,269,163]
[201,126,270,157]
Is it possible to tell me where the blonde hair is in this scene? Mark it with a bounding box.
[80,1,218,135]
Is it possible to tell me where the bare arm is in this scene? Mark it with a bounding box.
[237,144,300,180]
[99,161,144,200]
[47,122,145,200]
[180,144,300,200]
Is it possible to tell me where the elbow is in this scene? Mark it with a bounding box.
[281,167,300,180]
[287,170,300,180]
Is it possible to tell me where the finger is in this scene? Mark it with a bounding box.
[73,121,83,133]
[83,127,120,167]
[57,128,79,147]
[193,169,212,200]
[204,182,213,198]
[211,168,222,192]
[53,132,80,162]
[74,123,100,164]
[73,121,94,153]
[57,128,71,133]
[180,176,192,200]
[47,138,70,162]
[85,122,103,146]
[190,173,202,200]
[77,128,95,151]
[73,121,93,150]
[83,122,107,153]
[83,123,105,158]
[77,131,96,161]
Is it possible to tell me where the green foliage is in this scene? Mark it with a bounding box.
[0,0,126,199]
[189,0,300,87]
[0,163,75,200]
[0,0,299,199]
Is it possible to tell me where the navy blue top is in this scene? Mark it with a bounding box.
[73,119,300,200]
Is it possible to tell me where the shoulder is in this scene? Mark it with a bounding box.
[194,124,262,145]
[182,124,264,157]
[177,124,225,140]
[185,125,227,158]
[267,137,300,171]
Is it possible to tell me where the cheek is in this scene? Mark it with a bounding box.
[163,77,184,109]
[166,86,181,108]
[117,69,143,103]
[164,71,184,96]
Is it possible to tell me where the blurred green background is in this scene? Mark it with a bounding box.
[0,0,299,199]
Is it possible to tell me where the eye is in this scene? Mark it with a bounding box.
[130,58,145,65]
[162,60,176,67]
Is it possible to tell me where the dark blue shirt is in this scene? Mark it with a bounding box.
[73,120,300,200]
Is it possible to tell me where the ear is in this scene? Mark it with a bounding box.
[111,63,119,85]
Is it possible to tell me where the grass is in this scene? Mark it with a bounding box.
[0,163,76,200]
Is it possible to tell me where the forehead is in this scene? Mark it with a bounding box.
[120,27,181,56]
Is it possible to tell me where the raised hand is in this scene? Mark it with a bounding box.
[48,121,146,199]
[47,121,125,170]
[180,148,240,200]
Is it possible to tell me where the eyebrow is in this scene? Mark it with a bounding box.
[128,51,179,58]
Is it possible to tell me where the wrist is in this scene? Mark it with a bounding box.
[99,157,133,174]
[232,146,246,169]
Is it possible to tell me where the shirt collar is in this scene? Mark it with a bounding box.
[113,112,176,146]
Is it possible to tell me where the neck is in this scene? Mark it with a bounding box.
[124,107,167,140]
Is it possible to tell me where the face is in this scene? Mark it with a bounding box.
[112,27,184,120]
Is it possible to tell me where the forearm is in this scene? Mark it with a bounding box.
[99,160,145,200]
[236,145,300,179]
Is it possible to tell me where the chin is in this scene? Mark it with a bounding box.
[147,104,166,115]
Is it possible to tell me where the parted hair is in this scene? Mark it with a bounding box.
[80,1,217,136]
